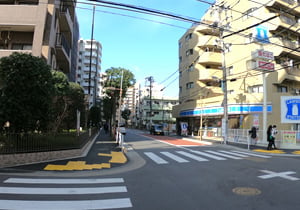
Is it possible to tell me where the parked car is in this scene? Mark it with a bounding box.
[150,124,164,135]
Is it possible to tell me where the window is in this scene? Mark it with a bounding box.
[186,49,193,56]
[185,33,192,41]
[277,86,288,93]
[12,44,32,50]
[187,64,194,72]
[186,82,194,89]
[179,86,182,93]
[179,42,182,49]
[228,90,234,94]
[227,66,233,75]
[179,71,182,77]
[179,56,182,63]
[248,85,263,93]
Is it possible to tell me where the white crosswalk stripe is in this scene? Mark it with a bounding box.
[176,151,208,162]
[204,150,242,159]
[191,150,226,160]
[144,150,270,164]
[161,152,189,163]
[0,177,132,210]
[145,152,168,164]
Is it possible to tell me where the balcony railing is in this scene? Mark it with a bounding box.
[56,33,70,56]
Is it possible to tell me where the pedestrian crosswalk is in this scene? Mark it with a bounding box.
[0,177,132,210]
[143,150,271,164]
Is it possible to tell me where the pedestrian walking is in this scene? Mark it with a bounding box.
[248,126,257,145]
[104,123,109,134]
[271,125,278,149]
[267,125,273,150]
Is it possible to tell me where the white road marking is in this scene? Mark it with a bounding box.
[0,186,127,195]
[218,150,249,157]
[205,150,242,159]
[0,198,132,210]
[4,178,124,184]
[191,150,226,160]
[144,152,168,164]
[161,152,189,163]
[231,150,271,158]
[258,170,300,181]
[176,151,208,162]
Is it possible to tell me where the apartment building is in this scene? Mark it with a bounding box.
[173,0,300,137]
[0,0,77,78]
[76,39,102,108]
[123,83,141,127]
[141,83,178,129]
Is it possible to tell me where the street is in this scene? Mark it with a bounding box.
[0,129,300,209]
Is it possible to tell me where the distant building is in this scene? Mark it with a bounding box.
[140,83,178,129]
[76,39,102,108]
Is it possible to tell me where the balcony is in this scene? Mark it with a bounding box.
[276,66,300,83]
[58,4,73,42]
[196,21,220,35]
[269,15,299,33]
[0,4,38,25]
[273,37,300,58]
[199,68,222,82]
[55,33,70,73]
[198,52,222,65]
[197,35,217,47]
[266,0,300,16]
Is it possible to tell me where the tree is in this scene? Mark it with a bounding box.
[61,82,85,130]
[89,106,101,128]
[103,67,135,128]
[0,53,54,133]
[50,72,86,133]
[121,108,131,125]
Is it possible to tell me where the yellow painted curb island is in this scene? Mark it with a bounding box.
[98,151,127,164]
[253,149,286,154]
[44,161,110,171]
[292,151,300,155]
[43,151,127,171]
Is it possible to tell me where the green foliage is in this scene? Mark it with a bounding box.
[89,106,101,127]
[0,52,54,132]
[50,71,85,132]
[121,108,131,121]
[103,67,136,126]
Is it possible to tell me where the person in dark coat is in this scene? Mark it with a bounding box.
[267,125,273,150]
[249,126,257,145]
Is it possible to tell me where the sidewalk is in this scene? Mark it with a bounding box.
[178,134,300,155]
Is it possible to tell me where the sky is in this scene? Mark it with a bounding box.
[76,0,213,97]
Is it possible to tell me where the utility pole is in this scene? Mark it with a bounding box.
[146,76,154,131]
[215,3,231,144]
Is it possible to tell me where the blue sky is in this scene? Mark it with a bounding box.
[76,0,213,97]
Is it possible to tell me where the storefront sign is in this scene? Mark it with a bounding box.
[180,122,188,136]
[254,25,270,44]
[252,50,274,61]
[281,96,300,123]
[282,131,296,144]
[256,60,274,71]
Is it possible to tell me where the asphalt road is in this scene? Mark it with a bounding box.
[0,129,300,210]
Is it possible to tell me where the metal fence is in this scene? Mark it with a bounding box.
[227,129,300,149]
[0,128,98,154]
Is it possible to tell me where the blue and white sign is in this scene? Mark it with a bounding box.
[254,25,270,44]
[281,96,300,123]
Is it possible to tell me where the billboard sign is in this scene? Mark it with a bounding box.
[281,96,300,123]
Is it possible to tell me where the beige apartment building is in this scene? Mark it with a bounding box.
[0,0,76,75]
[173,0,300,142]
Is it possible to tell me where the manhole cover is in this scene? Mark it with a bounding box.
[232,187,261,196]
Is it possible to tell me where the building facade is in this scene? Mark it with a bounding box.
[141,82,178,130]
[76,39,102,108]
[173,0,300,139]
[0,0,77,75]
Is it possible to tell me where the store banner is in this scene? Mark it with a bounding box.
[281,96,300,123]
